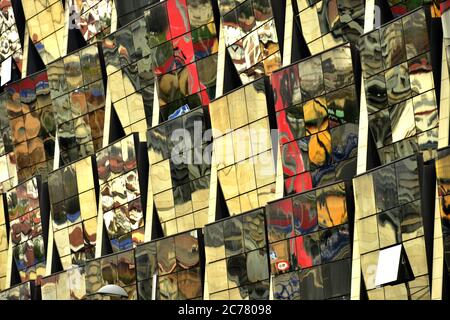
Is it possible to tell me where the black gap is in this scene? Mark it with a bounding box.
[443,265,449,300]
[39,179,51,265]
[108,105,126,145]
[101,224,113,256]
[264,76,277,130]
[211,0,222,38]
[9,259,21,287]
[51,241,63,274]
[137,140,149,223]
[67,28,87,55]
[26,37,46,76]
[215,181,229,221]
[420,159,436,287]
[270,0,286,58]
[95,42,108,91]
[291,14,310,62]
[223,48,242,95]
[377,0,394,25]
[429,11,443,110]
[151,202,165,240]
[366,129,380,171]
[11,0,26,47]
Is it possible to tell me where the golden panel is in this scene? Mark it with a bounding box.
[109,71,126,103]
[232,125,252,163]
[127,94,146,124]
[154,190,176,223]
[360,251,379,291]
[54,228,71,257]
[151,160,172,194]
[229,287,248,300]
[245,83,268,123]
[193,208,209,229]
[191,186,210,212]
[0,226,6,251]
[384,284,408,300]
[162,220,178,237]
[76,157,95,193]
[0,251,7,278]
[210,290,230,300]
[226,197,242,216]
[228,89,248,129]
[239,191,259,213]
[257,183,276,208]
[249,118,271,156]
[79,190,97,221]
[176,214,195,234]
[409,275,430,300]
[56,272,71,300]
[114,99,131,128]
[357,215,379,254]
[218,166,239,200]
[367,288,385,300]
[403,237,428,277]
[299,5,321,44]
[353,173,376,219]
[210,97,230,138]
[214,134,235,170]
[236,158,256,194]
[253,150,276,188]
[207,260,228,293]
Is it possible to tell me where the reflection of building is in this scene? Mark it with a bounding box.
[272,43,359,195]
[295,0,365,55]
[7,176,48,285]
[0,0,450,301]
[209,78,277,215]
[267,181,352,300]
[204,209,270,299]
[361,8,438,164]
[148,107,211,236]
[1,71,56,182]
[0,0,23,79]
[48,155,98,269]
[96,133,145,252]
[220,0,282,84]
[135,229,203,300]
[354,155,431,299]
[47,43,106,166]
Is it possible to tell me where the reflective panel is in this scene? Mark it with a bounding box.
[49,155,98,268]
[360,8,438,164]
[204,209,269,298]
[47,44,106,165]
[145,0,218,121]
[96,134,144,251]
[0,0,23,76]
[148,107,211,236]
[7,176,46,285]
[135,229,203,300]
[271,43,359,194]
[220,0,281,84]
[297,0,365,55]
[74,0,114,43]
[1,71,56,182]
[84,249,135,300]
[21,0,65,65]
[354,155,430,299]
[210,79,276,215]
[266,181,352,300]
